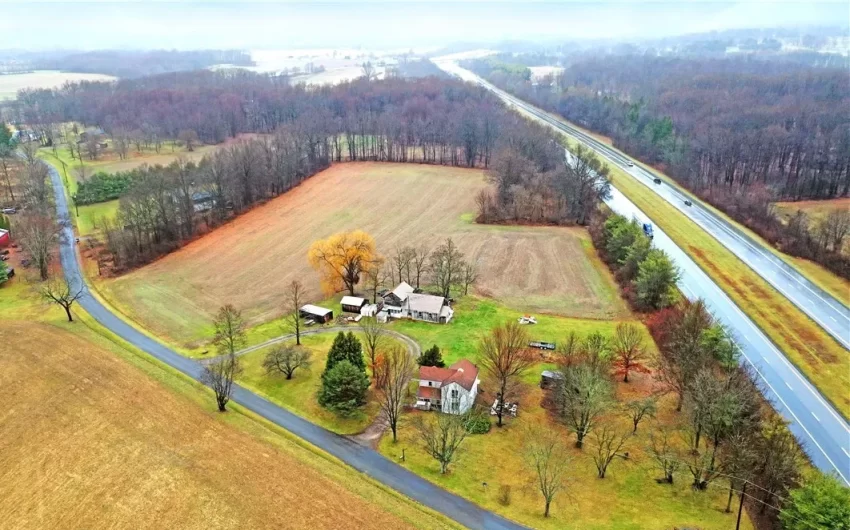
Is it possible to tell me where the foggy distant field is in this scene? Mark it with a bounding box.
[0,70,115,100]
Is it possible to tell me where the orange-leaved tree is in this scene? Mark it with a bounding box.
[308,230,379,296]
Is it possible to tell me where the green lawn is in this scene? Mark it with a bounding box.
[76,199,119,236]
[389,296,653,374]
[237,332,382,435]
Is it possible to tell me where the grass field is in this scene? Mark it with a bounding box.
[39,143,219,196]
[380,389,753,530]
[774,197,850,225]
[378,308,752,530]
[0,268,456,530]
[389,295,649,369]
[0,70,115,100]
[605,161,850,419]
[99,162,628,347]
[238,331,403,434]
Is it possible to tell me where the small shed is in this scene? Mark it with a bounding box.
[340,295,367,314]
[299,304,333,323]
[540,370,564,390]
[0,229,10,248]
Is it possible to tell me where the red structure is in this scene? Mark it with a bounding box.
[0,229,9,248]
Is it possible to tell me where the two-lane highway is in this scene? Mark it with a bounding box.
[436,61,850,484]
[440,61,850,350]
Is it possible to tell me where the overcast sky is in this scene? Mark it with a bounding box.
[1,1,846,51]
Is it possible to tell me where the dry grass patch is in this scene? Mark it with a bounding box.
[101,162,627,347]
[380,372,754,530]
[0,321,454,530]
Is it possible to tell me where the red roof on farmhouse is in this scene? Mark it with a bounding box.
[417,386,441,400]
[418,359,479,391]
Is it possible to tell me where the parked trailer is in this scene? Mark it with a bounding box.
[529,341,556,350]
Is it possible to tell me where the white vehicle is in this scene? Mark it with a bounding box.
[627,161,634,167]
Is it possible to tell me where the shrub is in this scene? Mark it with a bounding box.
[497,485,512,506]
[74,171,134,204]
[464,409,492,434]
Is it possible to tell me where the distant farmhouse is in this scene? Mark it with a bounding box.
[415,359,480,414]
[379,282,453,324]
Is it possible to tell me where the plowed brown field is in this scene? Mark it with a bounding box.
[101,163,626,346]
[0,321,452,530]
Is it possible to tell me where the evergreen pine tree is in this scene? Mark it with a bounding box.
[417,345,445,367]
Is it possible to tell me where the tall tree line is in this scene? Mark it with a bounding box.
[79,74,582,267]
[467,55,850,279]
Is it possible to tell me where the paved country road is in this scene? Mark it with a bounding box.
[434,62,850,485]
[46,162,525,530]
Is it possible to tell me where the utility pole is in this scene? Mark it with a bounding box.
[735,482,747,530]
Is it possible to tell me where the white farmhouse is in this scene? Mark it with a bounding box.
[380,282,454,324]
[415,359,479,414]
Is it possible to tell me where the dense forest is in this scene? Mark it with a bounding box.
[466,55,850,279]
[31,49,254,78]
[15,72,598,267]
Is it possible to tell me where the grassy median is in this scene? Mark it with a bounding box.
[605,161,850,419]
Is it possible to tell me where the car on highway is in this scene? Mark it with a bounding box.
[684,199,693,206]
[627,161,634,167]
[653,178,662,184]
[642,223,654,239]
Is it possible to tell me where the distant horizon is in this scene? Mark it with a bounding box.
[1,1,847,51]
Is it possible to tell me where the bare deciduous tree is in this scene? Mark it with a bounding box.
[202,353,243,412]
[524,426,571,517]
[612,322,648,383]
[591,425,629,479]
[212,304,247,356]
[647,427,680,484]
[410,245,430,289]
[460,261,478,296]
[414,411,473,474]
[263,344,311,380]
[376,345,415,442]
[363,255,388,303]
[625,397,657,433]
[358,317,386,375]
[361,61,377,81]
[555,358,614,448]
[40,273,84,322]
[429,237,464,298]
[284,279,305,345]
[17,213,56,280]
[480,321,532,427]
[179,129,200,152]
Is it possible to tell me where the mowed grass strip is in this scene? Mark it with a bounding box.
[101,162,628,347]
[607,164,850,419]
[0,320,456,530]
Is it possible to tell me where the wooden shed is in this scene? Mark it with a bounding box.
[340,296,367,314]
[299,304,333,323]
